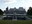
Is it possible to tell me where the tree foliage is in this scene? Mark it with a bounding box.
[27,7,32,15]
[0,9,4,15]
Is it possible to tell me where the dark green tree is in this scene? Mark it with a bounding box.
[27,7,32,15]
[0,9,4,15]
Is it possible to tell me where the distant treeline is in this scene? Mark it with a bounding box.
[0,7,32,15]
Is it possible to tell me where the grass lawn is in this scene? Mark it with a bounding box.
[0,20,32,24]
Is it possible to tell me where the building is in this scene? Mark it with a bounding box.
[3,7,26,20]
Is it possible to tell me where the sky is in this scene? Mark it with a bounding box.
[0,0,32,11]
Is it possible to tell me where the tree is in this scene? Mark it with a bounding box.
[27,7,32,15]
[0,9,4,15]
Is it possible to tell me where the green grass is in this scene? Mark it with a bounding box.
[0,20,32,24]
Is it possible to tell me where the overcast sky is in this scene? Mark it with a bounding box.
[0,0,32,11]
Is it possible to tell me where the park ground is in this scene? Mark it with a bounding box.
[0,20,32,24]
